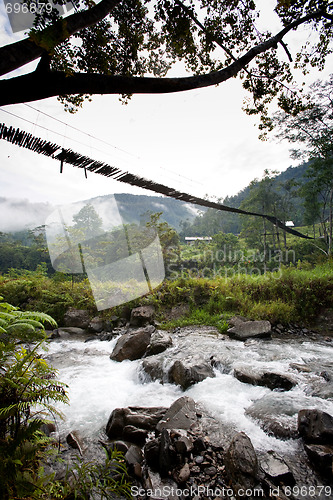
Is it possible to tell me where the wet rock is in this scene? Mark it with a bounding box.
[143,469,178,499]
[125,444,143,466]
[56,327,88,339]
[225,432,258,493]
[175,435,193,454]
[298,409,333,444]
[141,358,165,381]
[110,325,155,361]
[88,316,105,333]
[234,367,296,391]
[304,444,333,478]
[245,393,299,440]
[144,439,160,470]
[66,430,84,455]
[130,305,155,327]
[174,463,191,483]
[260,450,295,485]
[63,308,90,329]
[159,429,175,477]
[156,396,198,432]
[145,330,173,356]
[290,363,312,373]
[227,319,271,340]
[107,440,129,454]
[40,421,56,436]
[168,359,215,390]
[106,406,167,444]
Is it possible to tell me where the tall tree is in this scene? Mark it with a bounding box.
[0,0,333,116]
[274,75,333,255]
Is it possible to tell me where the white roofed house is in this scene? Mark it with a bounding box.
[185,237,213,245]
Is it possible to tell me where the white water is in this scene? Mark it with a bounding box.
[44,331,333,455]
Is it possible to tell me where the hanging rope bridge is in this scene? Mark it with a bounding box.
[0,122,312,239]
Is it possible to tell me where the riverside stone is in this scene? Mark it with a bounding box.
[156,396,198,431]
[298,409,333,443]
[63,308,90,329]
[304,444,333,478]
[227,319,271,340]
[130,305,155,326]
[260,450,295,485]
[106,406,167,444]
[225,432,258,493]
[110,325,155,361]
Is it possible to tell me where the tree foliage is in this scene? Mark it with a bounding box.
[1,0,333,117]
[274,75,333,254]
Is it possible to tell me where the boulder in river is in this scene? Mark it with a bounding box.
[110,325,155,361]
[260,450,295,485]
[227,318,271,340]
[234,367,296,391]
[168,359,215,390]
[298,409,333,444]
[145,330,173,356]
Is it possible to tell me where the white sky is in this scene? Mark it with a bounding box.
[0,1,331,211]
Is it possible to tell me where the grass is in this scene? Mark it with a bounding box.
[0,261,332,327]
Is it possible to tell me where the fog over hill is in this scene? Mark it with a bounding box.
[0,194,202,233]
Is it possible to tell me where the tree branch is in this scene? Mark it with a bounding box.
[0,6,327,106]
[0,0,122,77]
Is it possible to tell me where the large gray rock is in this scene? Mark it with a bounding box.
[156,396,198,431]
[53,327,89,340]
[63,308,90,329]
[141,359,165,382]
[234,367,296,391]
[298,409,333,444]
[225,432,259,495]
[145,330,173,356]
[130,305,155,326]
[168,359,215,390]
[304,443,333,478]
[106,406,167,445]
[110,325,155,361]
[260,450,295,485]
[228,319,271,340]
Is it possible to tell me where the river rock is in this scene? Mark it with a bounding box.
[130,305,155,327]
[234,367,296,391]
[298,409,333,443]
[125,444,143,466]
[225,432,259,494]
[159,429,175,477]
[144,438,160,469]
[156,396,198,431]
[106,406,168,445]
[227,319,271,340]
[66,430,84,455]
[141,358,165,381]
[168,359,215,390]
[260,450,295,485]
[304,444,333,478]
[63,308,90,329]
[88,316,105,333]
[145,330,173,356]
[110,325,155,361]
[55,327,89,340]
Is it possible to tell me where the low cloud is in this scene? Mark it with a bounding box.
[0,197,54,232]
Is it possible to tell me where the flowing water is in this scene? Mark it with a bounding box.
[44,328,333,455]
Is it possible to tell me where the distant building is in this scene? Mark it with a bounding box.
[185,236,212,245]
[285,221,294,227]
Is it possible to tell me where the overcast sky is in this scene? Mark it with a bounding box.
[0,2,331,230]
